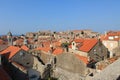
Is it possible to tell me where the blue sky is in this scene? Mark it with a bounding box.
[0,0,120,34]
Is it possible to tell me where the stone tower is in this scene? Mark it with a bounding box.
[7,31,13,46]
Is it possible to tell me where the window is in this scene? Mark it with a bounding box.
[19,52,25,56]
[115,36,118,38]
[102,56,104,60]
[108,36,114,40]
[72,43,75,45]
[20,52,23,56]
[26,62,30,65]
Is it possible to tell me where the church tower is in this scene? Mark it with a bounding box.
[7,31,13,46]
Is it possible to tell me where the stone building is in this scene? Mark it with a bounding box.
[70,38,108,62]
[0,46,34,68]
[7,31,13,46]
[101,31,120,58]
[56,53,87,76]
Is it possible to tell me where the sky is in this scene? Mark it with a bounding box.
[0,0,120,35]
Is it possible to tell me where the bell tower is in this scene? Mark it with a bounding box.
[7,31,13,46]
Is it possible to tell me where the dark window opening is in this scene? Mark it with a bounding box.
[26,62,30,65]
[107,52,110,58]
[89,73,94,77]
[113,53,116,56]
[102,56,104,60]
[54,57,57,64]
[73,43,74,45]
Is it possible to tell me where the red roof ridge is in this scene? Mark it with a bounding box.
[21,45,29,51]
[74,38,84,43]
[53,47,63,55]
[79,39,98,52]
[0,46,21,59]
[12,61,27,70]
[36,47,51,52]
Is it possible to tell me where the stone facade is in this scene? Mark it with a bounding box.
[88,41,108,62]
[102,40,118,58]
[69,48,88,57]
[56,53,87,76]
[11,50,34,68]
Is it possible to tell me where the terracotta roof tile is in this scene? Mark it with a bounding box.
[69,45,72,48]
[108,58,117,63]
[27,38,34,44]
[0,46,21,59]
[107,31,120,36]
[100,35,120,41]
[12,62,26,71]
[41,41,51,47]
[54,41,61,47]
[21,45,29,51]
[74,38,84,43]
[0,39,6,45]
[14,38,24,45]
[79,39,98,52]
[75,54,89,64]
[36,47,51,52]
[53,48,63,55]
[101,31,120,41]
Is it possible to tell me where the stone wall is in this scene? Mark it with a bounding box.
[88,41,108,62]
[102,40,118,52]
[69,48,88,57]
[11,50,34,68]
[56,53,87,76]
[91,58,120,80]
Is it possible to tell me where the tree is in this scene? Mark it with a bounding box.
[61,42,70,52]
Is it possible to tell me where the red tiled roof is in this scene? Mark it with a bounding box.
[75,54,89,64]
[79,39,98,52]
[36,47,51,52]
[74,38,84,43]
[0,46,21,59]
[69,45,72,48]
[53,48,63,55]
[107,31,120,36]
[0,67,11,80]
[0,39,6,45]
[21,45,29,51]
[108,58,117,63]
[15,38,24,45]
[100,35,120,41]
[27,38,34,44]
[12,62,26,70]
[101,31,120,41]
[42,41,51,47]
[54,41,61,47]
